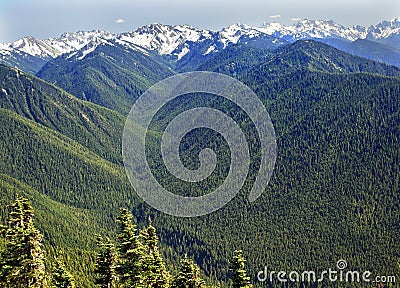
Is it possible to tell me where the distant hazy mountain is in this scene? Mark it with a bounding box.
[319,38,400,67]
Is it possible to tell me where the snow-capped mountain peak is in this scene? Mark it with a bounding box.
[219,23,261,47]
[49,30,115,52]
[367,17,400,39]
[258,19,366,41]
[64,37,117,60]
[0,30,116,61]
[118,24,213,55]
[6,36,60,58]
[258,22,287,35]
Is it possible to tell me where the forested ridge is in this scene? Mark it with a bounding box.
[0,196,253,287]
[0,40,399,287]
[36,42,174,115]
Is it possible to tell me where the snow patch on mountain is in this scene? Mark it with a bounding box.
[177,44,190,60]
[63,38,121,60]
[204,44,217,55]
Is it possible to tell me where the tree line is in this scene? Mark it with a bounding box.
[0,196,253,288]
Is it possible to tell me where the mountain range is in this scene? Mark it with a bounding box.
[0,17,400,287]
[1,18,399,73]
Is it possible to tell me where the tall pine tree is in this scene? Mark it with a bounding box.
[0,196,47,287]
[229,250,252,288]
[171,255,206,288]
[116,208,144,287]
[95,235,117,288]
[140,216,170,287]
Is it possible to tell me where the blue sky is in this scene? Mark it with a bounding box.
[0,0,399,42]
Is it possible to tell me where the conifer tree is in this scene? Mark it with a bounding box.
[171,255,206,288]
[229,250,252,288]
[116,208,144,287]
[140,216,170,287]
[51,258,75,288]
[0,196,47,287]
[95,235,117,288]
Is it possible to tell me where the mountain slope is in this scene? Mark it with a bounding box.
[0,31,116,72]
[36,40,174,114]
[0,70,136,211]
[320,38,400,67]
[0,108,129,287]
[0,48,47,74]
[123,42,400,284]
[149,41,400,284]
[173,24,287,72]
[0,65,125,164]
[255,40,400,76]
[200,40,400,78]
[195,44,274,75]
[0,64,143,286]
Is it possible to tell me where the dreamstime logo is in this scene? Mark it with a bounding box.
[258,260,397,284]
[122,72,277,217]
